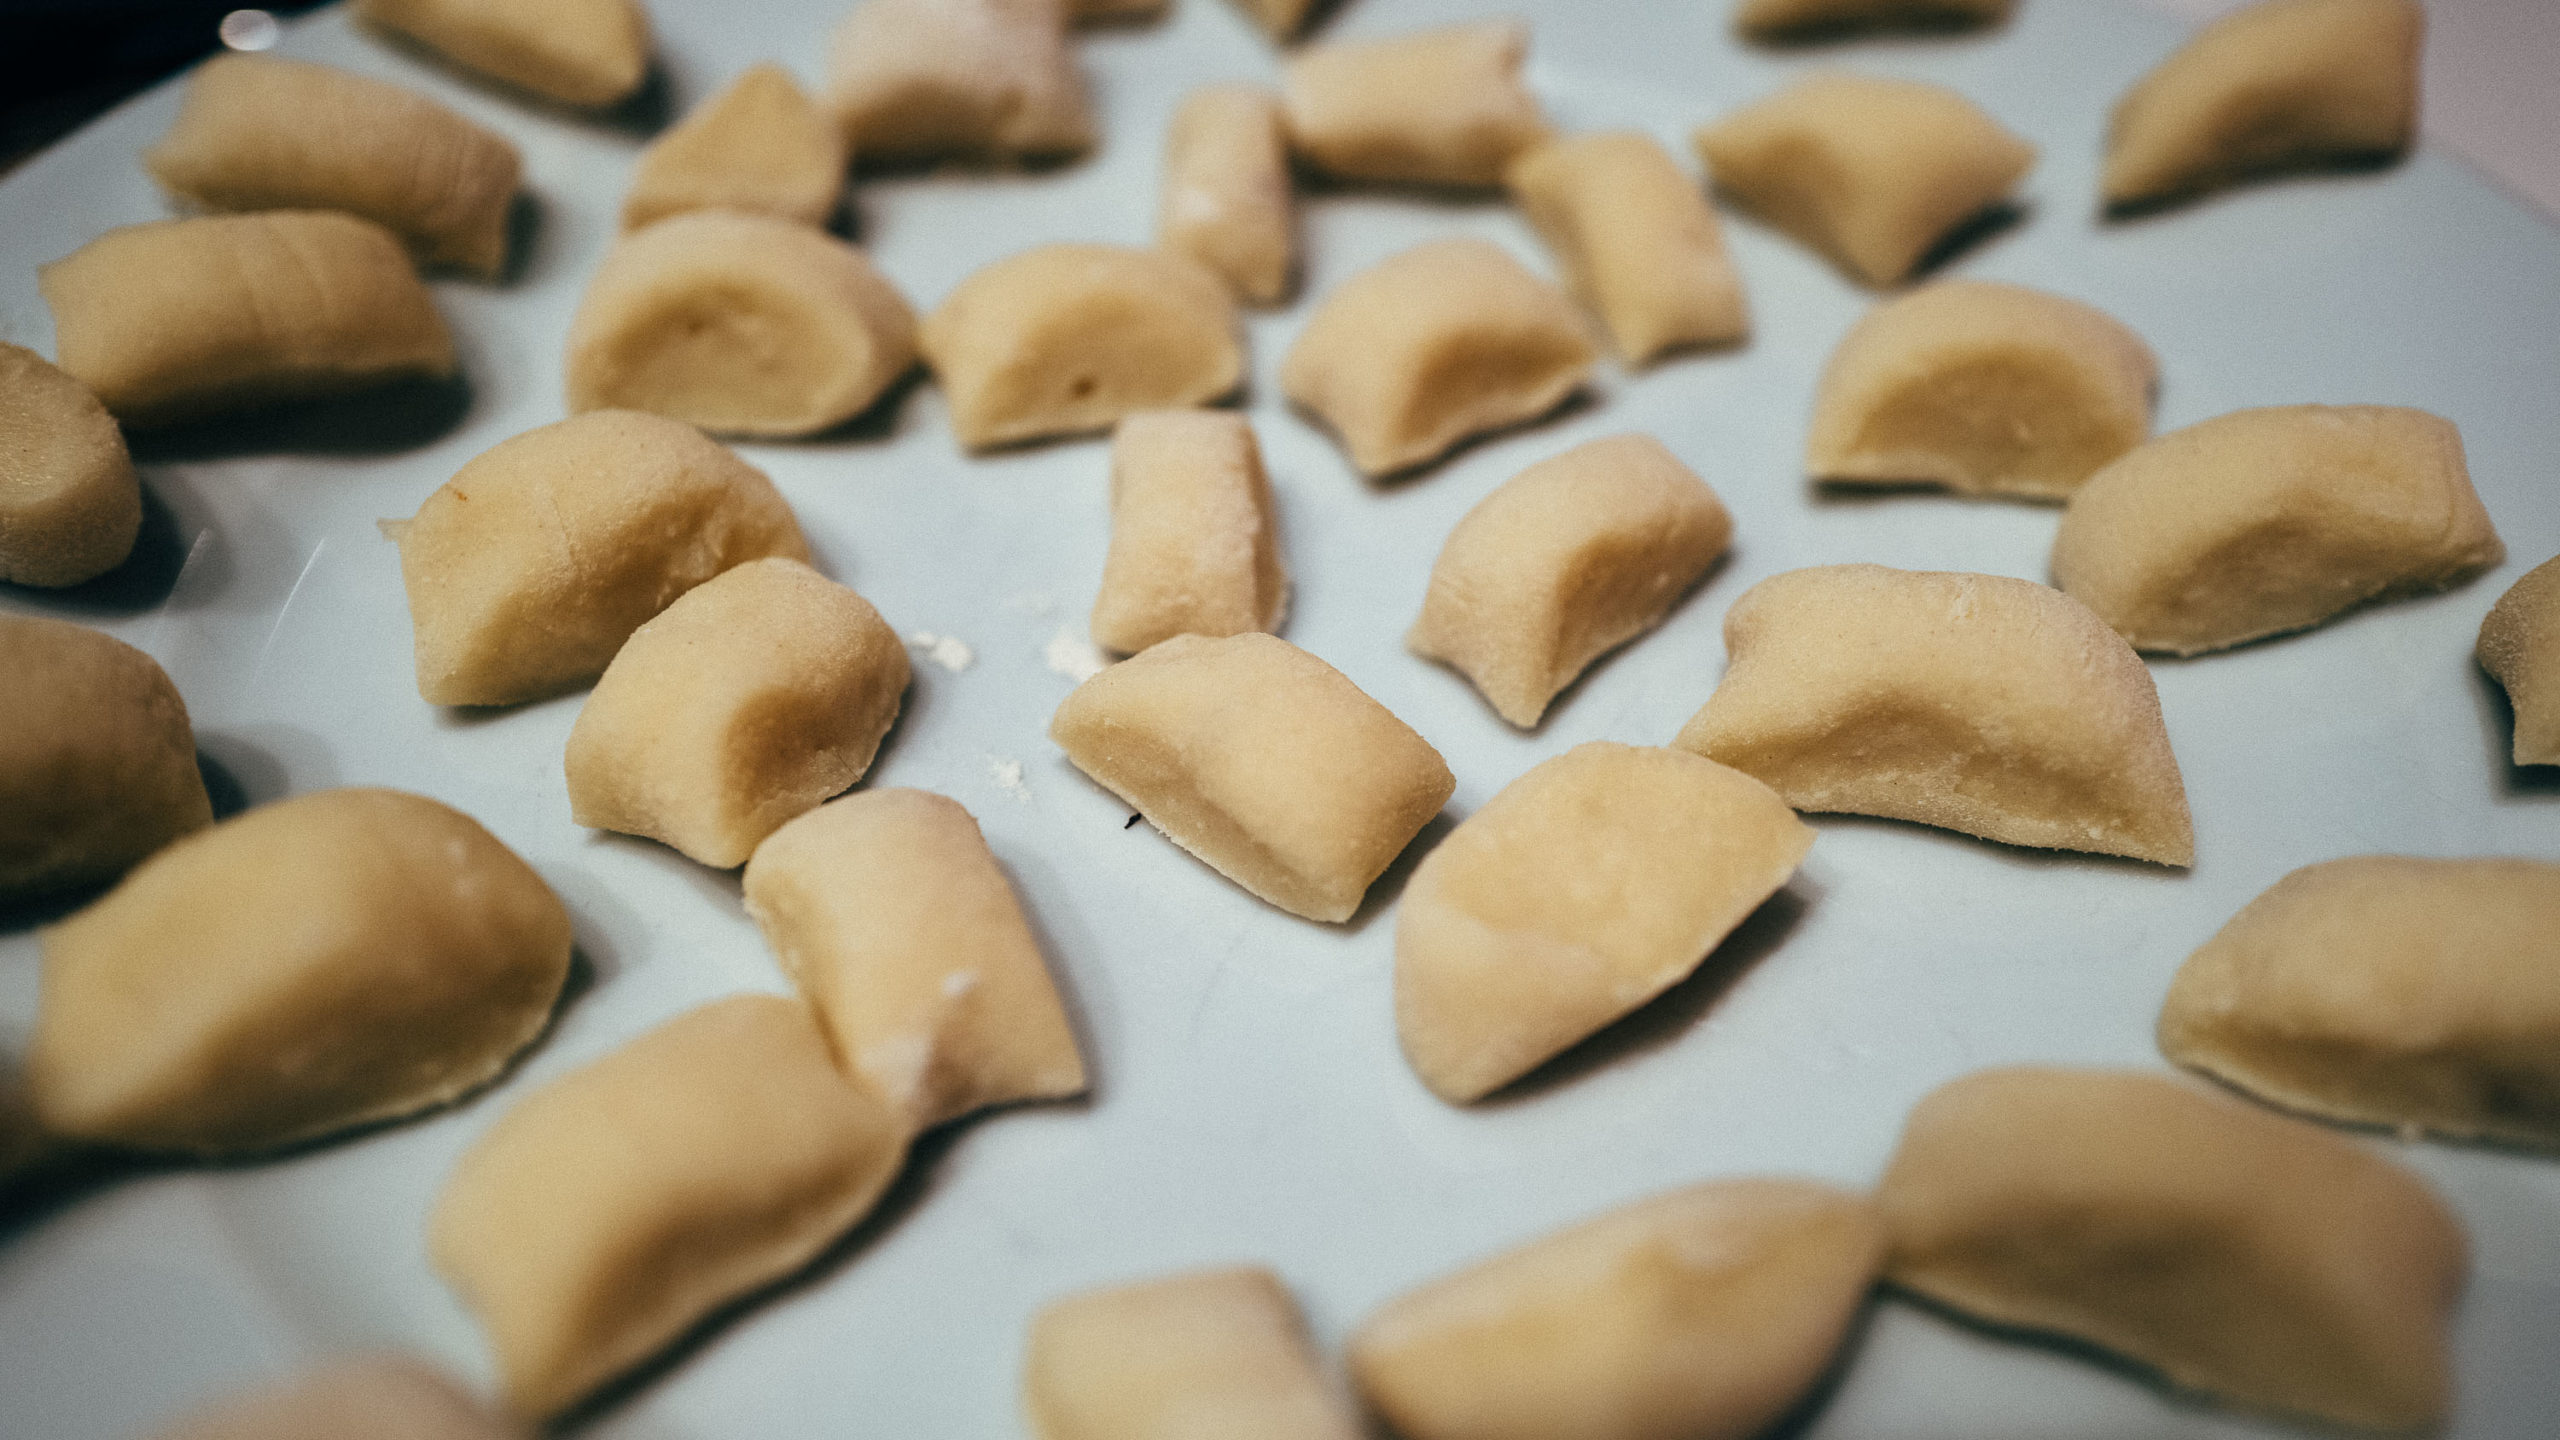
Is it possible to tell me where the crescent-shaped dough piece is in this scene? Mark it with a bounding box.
[148,1358,519,1440]
[1880,1067,2467,1434]
[1281,238,1595,477]
[1673,564,2194,866]
[1394,743,1810,1103]
[1025,1267,1362,1440]
[2051,405,2502,656]
[2103,0,2423,212]
[397,410,808,707]
[824,0,1094,164]
[1159,84,1296,306]
[2480,555,2560,766]
[1734,0,2013,41]
[2160,855,2560,1150]
[431,994,909,1419]
[40,212,453,428]
[1693,73,2035,287]
[1049,632,1454,923]
[1090,410,1288,656]
[0,343,140,588]
[1280,20,1548,188]
[1508,131,1747,364]
[565,209,918,438]
[622,64,846,233]
[0,617,211,901]
[354,0,651,110]
[1807,280,2157,500]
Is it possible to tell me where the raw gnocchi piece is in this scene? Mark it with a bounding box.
[396,412,805,707]
[0,342,139,588]
[1507,132,1748,364]
[1159,85,1296,306]
[1394,743,1810,1103]
[1280,20,1548,188]
[1410,434,1730,728]
[1281,238,1595,477]
[0,617,211,901]
[1806,280,2158,500]
[621,64,846,232]
[1049,632,1454,923]
[1673,565,2194,866]
[1880,1067,2467,1434]
[431,994,908,1418]
[28,788,571,1156]
[2159,855,2560,1150]
[1735,0,2014,41]
[1090,410,1287,655]
[354,0,651,110]
[2480,555,2560,766]
[145,54,521,276]
[1693,74,2035,287]
[1228,0,1321,42]
[147,1357,519,1440]
[2051,405,2503,655]
[824,0,1094,164]
[1025,1267,1361,1440]
[565,209,918,438]
[566,557,909,869]
[2104,0,2422,212]
[921,244,1242,451]
[1351,1179,1884,1440]
[39,212,454,428]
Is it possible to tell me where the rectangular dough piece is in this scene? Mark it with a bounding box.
[1090,410,1288,655]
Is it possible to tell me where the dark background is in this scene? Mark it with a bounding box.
[0,1,329,173]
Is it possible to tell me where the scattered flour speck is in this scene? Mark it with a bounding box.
[1044,626,1107,683]
[941,969,981,1000]
[986,754,1028,801]
[907,630,976,672]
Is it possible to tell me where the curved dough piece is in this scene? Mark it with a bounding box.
[0,342,140,588]
[824,0,1094,164]
[1394,743,1810,1103]
[1693,74,2034,287]
[148,1358,520,1440]
[1508,131,1748,364]
[2160,854,2560,1150]
[1807,280,2157,500]
[1159,85,1296,307]
[2479,554,2560,766]
[1026,1267,1362,1440]
[397,410,807,707]
[1280,20,1548,188]
[1410,434,1730,728]
[146,54,522,276]
[0,617,210,901]
[2103,0,2422,212]
[622,64,846,233]
[1673,564,2194,866]
[1050,632,1454,923]
[1735,0,2013,41]
[2051,405,2502,656]
[1281,238,1595,477]
[29,788,571,1156]
[39,212,453,428]
[431,994,908,1418]
[1091,410,1287,655]
[1880,1067,2467,1434]
[921,244,1242,451]
[1351,1179,1883,1440]
[566,209,918,438]
[354,0,651,110]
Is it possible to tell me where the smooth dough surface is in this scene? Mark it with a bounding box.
[622,64,846,232]
[2051,404,2502,655]
[1049,632,1454,923]
[825,0,1094,163]
[1735,0,2013,40]
[1508,131,1747,363]
[1394,743,1810,1103]
[1025,1267,1361,1440]
[1673,564,2194,865]
[1090,410,1288,655]
[0,616,210,900]
[148,1358,520,1440]
[1281,20,1547,188]
[2479,554,2560,766]
[354,0,651,109]
[1879,1067,2467,1434]
[0,342,139,588]
[1159,84,1296,306]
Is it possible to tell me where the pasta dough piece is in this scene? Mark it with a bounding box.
[1394,743,1811,1102]
[824,0,1095,164]
[921,244,1242,451]
[145,54,522,276]
[1693,74,2035,287]
[566,557,909,869]
[1806,280,2157,500]
[1228,0,1321,42]
[431,994,908,1418]
[28,788,571,1156]
[397,410,807,707]
[0,342,139,588]
[1409,434,1730,728]
[566,209,918,438]
[1281,239,1595,477]
[2051,405,2502,655]
[0,617,210,901]
[2160,855,2560,1150]
[148,1357,519,1440]
[1050,632,1454,923]
[1159,85,1296,306]
[1673,564,2193,866]
[1280,20,1548,188]
[1090,410,1287,655]
[2479,555,2560,766]
[1351,1179,1884,1440]
[40,212,454,428]
[1735,0,2014,41]
[1507,132,1748,363]
[354,0,651,110]
[1026,1267,1361,1440]
[1880,1067,2467,1433]
[621,64,846,232]
[2103,0,2422,212]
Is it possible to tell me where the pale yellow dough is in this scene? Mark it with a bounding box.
[1281,20,1548,188]
[1880,1067,2467,1434]
[1394,743,1810,1103]
[355,0,651,110]
[2480,554,2560,766]
[40,212,454,428]
[1735,0,2013,41]
[622,64,846,232]
[1508,132,1748,364]
[1694,73,2035,287]
[1050,632,1454,923]
[0,616,210,900]
[2051,405,2502,656]
[148,1357,520,1440]
[1090,410,1288,655]
[1351,1178,1884,1440]
[29,788,570,1156]
[0,342,139,588]
[1673,564,2194,866]
[1159,85,1297,306]
[1410,434,1731,729]
[824,0,1094,164]
[431,994,908,1418]
[1025,1267,1362,1440]
[1281,238,1595,477]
